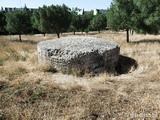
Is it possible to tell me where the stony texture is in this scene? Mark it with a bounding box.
[37,36,120,75]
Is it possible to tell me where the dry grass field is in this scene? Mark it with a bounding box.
[0,32,160,120]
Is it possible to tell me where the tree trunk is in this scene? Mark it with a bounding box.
[130,29,132,34]
[98,30,100,33]
[132,30,134,35]
[73,30,75,35]
[43,33,45,36]
[57,32,60,38]
[126,29,129,43]
[19,34,22,42]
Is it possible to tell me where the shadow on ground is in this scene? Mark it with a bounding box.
[115,55,138,74]
[10,40,38,44]
[131,39,160,44]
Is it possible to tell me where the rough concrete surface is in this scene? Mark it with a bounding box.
[37,36,120,75]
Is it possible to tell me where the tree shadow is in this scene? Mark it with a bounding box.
[10,40,38,44]
[115,55,138,74]
[131,39,160,44]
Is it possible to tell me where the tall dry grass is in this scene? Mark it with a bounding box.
[0,32,160,119]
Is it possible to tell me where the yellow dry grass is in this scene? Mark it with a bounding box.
[0,32,160,119]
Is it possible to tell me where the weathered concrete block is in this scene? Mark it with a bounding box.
[37,36,120,75]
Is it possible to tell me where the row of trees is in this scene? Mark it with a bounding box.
[107,0,160,42]
[0,4,107,41]
[1,0,160,42]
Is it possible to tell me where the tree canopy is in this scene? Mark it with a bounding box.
[90,14,107,33]
[70,8,82,34]
[33,4,72,38]
[32,6,50,36]
[1,1,159,41]
[107,0,160,42]
[107,0,135,42]
[81,11,94,33]
[0,12,6,34]
[132,0,160,34]
[5,10,31,42]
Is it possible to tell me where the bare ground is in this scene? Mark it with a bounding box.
[0,32,160,120]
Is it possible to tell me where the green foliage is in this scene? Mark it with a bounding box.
[84,28,89,33]
[80,11,94,32]
[30,11,41,34]
[0,60,3,66]
[108,0,160,35]
[70,8,82,34]
[107,3,120,31]
[48,4,72,36]
[90,14,107,33]
[107,0,134,42]
[28,87,47,104]
[5,10,31,41]
[0,12,6,34]
[132,0,160,34]
[0,81,9,90]
[107,0,134,30]
[107,0,160,42]
[39,6,50,33]
[33,4,72,38]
